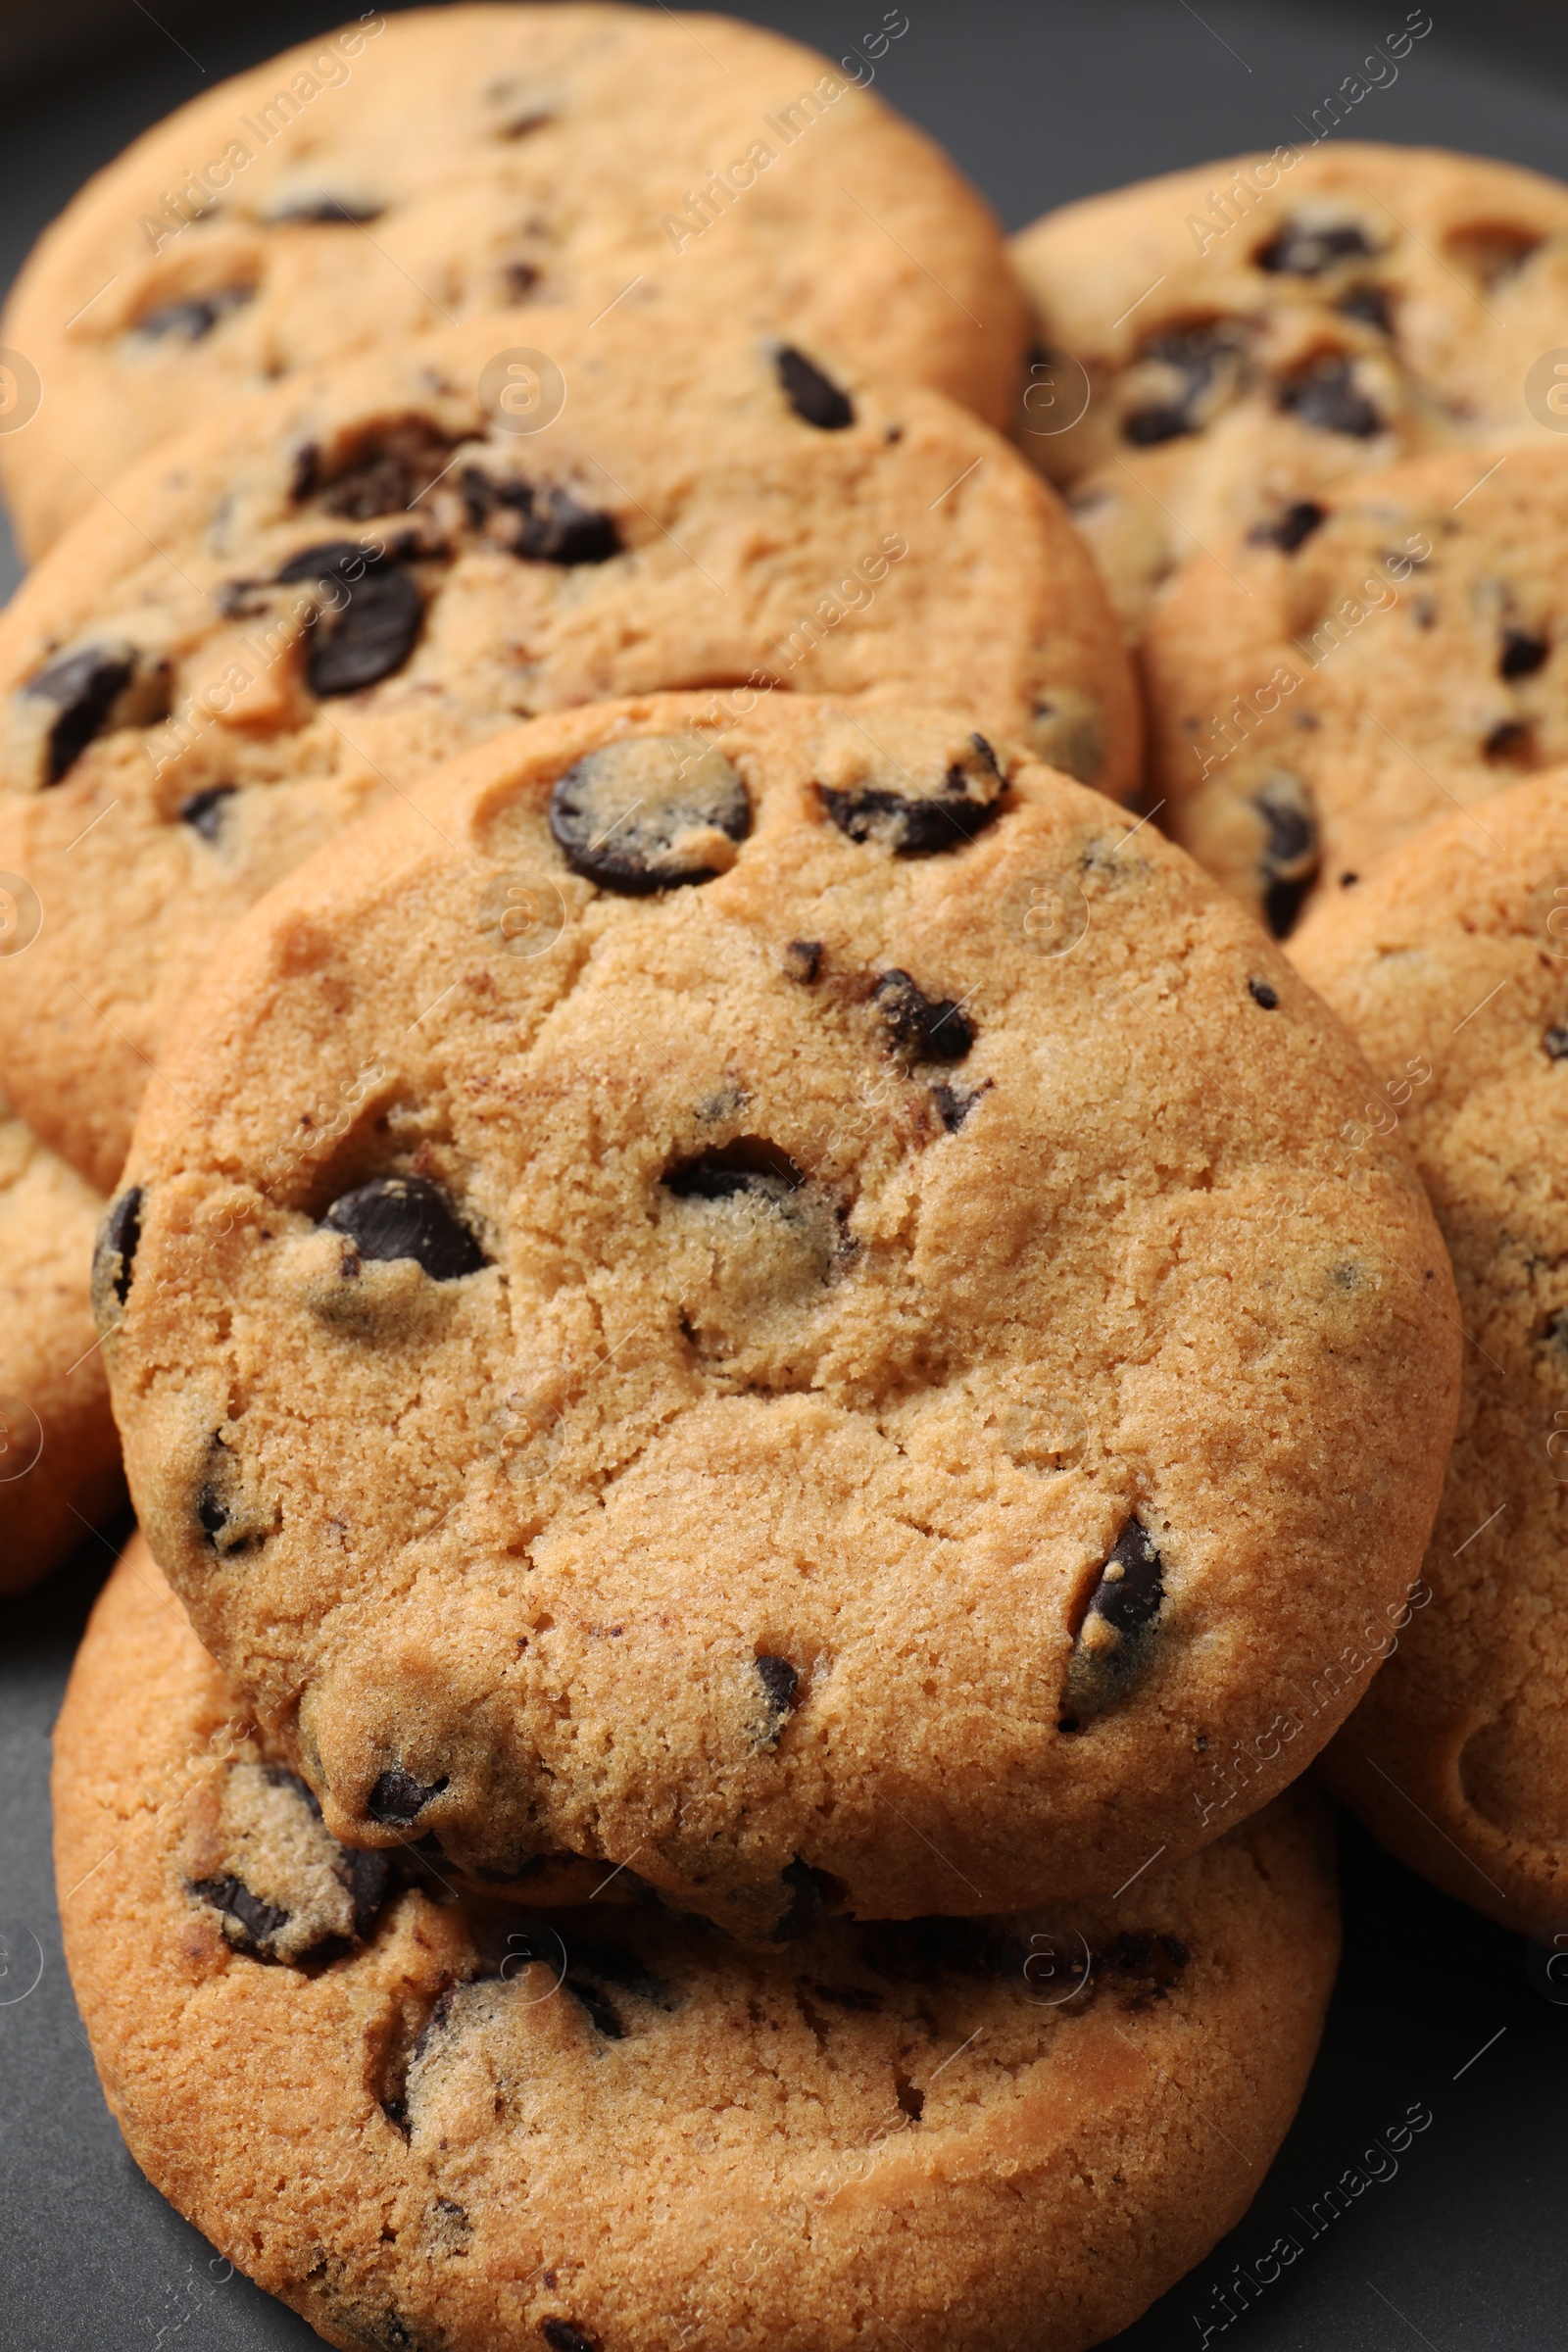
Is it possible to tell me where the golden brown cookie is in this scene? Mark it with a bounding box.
[1,4,1024,556]
[1294,769,1568,1934]
[1010,141,1568,635]
[100,690,1456,1933]
[1144,441,1568,940]
[0,307,1133,1197]
[0,1085,122,1592]
[55,1533,1342,2352]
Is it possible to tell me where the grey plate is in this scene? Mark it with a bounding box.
[3,5,1568,2346]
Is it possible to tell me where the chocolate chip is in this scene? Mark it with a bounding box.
[1248,977,1280,1009]
[1098,1929,1189,2009]
[821,739,1004,857]
[274,543,424,697]
[871,970,974,1062]
[1545,1026,1568,1060]
[1062,1516,1165,1724]
[1256,219,1374,274]
[931,1080,988,1131]
[189,1874,291,1954]
[1485,718,1534,761]
[367,1765,449,1826]
[784,938,823,983]
[755,1653,800,1724]
[1253,774,1320,939]
[1277,355,1384,438]
[461,469,620,564]
[1500,627,1549,680]
[308,422,460,520]
[92,1187,143,1319]
[503,258,542,299]
[322,1176,486,1280]
[180,783,237,840]
[564,1975,626,2037]
[131,287,254,341]
[540,2323,597,2352]
[197,1488,228,1541]
[775,346,855,429]
[1122,321,1246,445]
[346,1847,395,1937]
[24,645,135,782]
[550,735,750,893]
[1247,500,1326,554]
[1338,282,1393,332]
[1341,871,1359,888]
[665,1143,806,1203]
[267,193,384,224]
[769,1858,836,1942]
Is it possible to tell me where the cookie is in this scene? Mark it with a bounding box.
[0,309,1133,1197]
[55,1533,1341,2352]
[1293,770,1568,1934]
[100,688,1457,1933]
[1144,441,1568,940]
[1,3,1024,557]
[0,1084,122,1592]
[1010,141,1568,635]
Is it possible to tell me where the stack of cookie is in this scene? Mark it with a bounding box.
[2,11,1556,2346]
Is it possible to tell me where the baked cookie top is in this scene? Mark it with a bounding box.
[0,4,1024,555]
[0,308,1132,1196]
[1144,441,1568,940]
[102,692,1457,1931]
[0,1084,122,1592]
[1294,769,1568,1934]
[1010,141,1568,635]
[54,1533,1341,2352]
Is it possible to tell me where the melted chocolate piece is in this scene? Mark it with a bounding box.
[322,1176,486,1280]
[24,645,135,783]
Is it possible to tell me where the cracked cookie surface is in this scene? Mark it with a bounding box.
[1,3,1024,555]
[100,691,1456,1928]
[54,1534,1341,2352]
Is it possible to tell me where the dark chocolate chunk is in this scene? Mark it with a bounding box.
[871,970,974,1061]
[24,645,135,783]
[931,1080,988,1131]
[1338,282,1393,333]
[193,1434,261,1556]
[180,783,237,841]
[1248,977,1280,1009]
[755,1653,800,1724]
[775,345,855,430]
[1485,718,1534,760]
[1256,219,1374,275]
[540,2324,598,2352]
[274,542,424,697]
[1500,627,1549,680]
[197,1487,230,1542]
[1545,1026,1568,1060]
[503,257,542,298]
[784,938,823,983]
[267,193,384,224]
[1121,321,1246,445]
[550,735,750,893]
[820,733,1004,857]
[131,287,254,341]
[1098,1929,1190,2009]
[1247,499,1326,554]
[1253,774,1320,939]
[665,1143,806,1204]
[1062,1516,1165,1724]
[345,1847,395,1938]
[564,1974,626,2037]
[309,422,460,519]
[769,1859,835,1942]
[1277,354,1384,438]
[94,1187,143,1315]
[367,1765,449,1826]
[463,469,620,564]
[322,1176,486,1280]
[188,1874,291,1954]
[1122,400,1192,447]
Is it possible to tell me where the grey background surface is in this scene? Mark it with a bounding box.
[3,3,1568,2346]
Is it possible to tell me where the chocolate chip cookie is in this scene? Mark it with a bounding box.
[1,3,1024,556]
[0,307,1135,1197]
[1010,142,1568,635]
[1294,769,1568,1933]
[100,689,1456,1932]
[1144,441,1568,939]
[0,1085,122,1592]
[55,1533,1341,2352]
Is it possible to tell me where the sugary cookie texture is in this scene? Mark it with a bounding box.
[1145,441,1568,939]
[0,309,1132,1196]
[55,1537,1341,2352]
[103,693,1458,1931]
[1010,141,1568,634]
[1295,770,1568,1934]
[1,3,1024,554]
[0,1089,122,1592]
